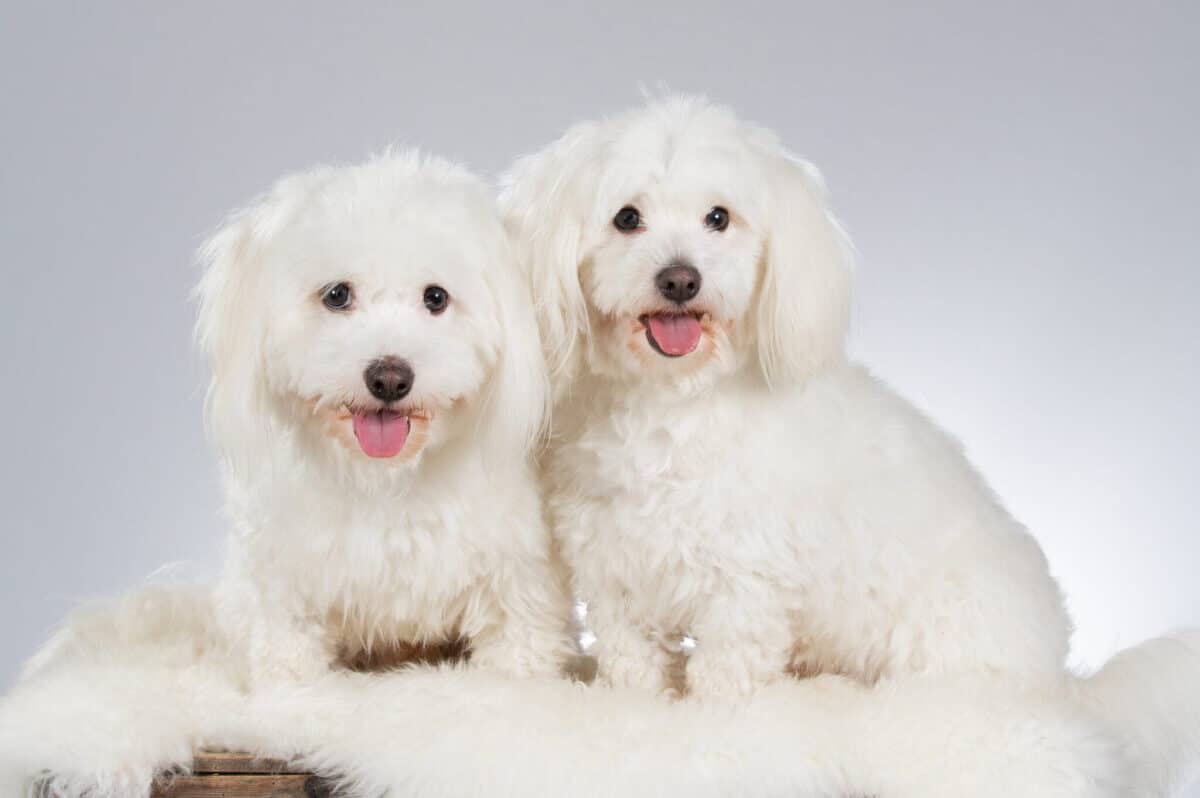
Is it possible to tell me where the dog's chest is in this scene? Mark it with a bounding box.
[271,501,484,627]
[549,397,798,578]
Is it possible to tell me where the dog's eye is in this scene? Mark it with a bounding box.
[423,285,450,315]
[321,282,354,311]
[613,206,641,233]
[705,207,730,232]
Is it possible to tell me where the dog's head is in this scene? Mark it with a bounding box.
[501,96,852,399]
[196,152,546,483]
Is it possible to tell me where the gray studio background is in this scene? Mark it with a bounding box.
[1,2,1197,784]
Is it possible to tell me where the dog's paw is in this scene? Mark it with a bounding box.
[34,765,157,798]
[686,651,779,701]
[246,653,331,688]
[596,653,674,696]
[470,639,567,679]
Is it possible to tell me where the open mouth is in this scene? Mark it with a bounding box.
[640,313,704,357]
[351,409,412,458]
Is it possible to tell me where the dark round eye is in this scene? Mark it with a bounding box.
[613,206,641,232]
[705,206,730,231]
[423,285,450,315]
[321,282,354,311]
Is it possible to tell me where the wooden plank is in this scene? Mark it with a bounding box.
[192,750,298,774]
[151,773,333,798]
[148,753,333,797]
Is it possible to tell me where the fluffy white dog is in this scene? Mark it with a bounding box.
[2,120,1199,798]
[198,151,571,684]
[501,97,1074,698]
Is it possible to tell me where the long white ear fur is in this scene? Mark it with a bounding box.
[476,225,552,463]
[194,170,330,476]
[755,152,853,387]
[499,123,604,402]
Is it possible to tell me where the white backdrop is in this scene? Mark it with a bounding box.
[1,2,1196,788]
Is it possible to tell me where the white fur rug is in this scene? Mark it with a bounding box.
[1,587,1198,797]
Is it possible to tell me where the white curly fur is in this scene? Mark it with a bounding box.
[501,96,1073,698]
[195,151,572,686]
[1,117,1198,798]
[494,96,1200,771]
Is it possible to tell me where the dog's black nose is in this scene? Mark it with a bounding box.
[655,264,702,305]
[364,358,414,403]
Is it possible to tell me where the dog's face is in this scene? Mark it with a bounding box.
[198,153,546,479]
[262,189,497,464]
[576,130,771,385]
[502,97,852,398]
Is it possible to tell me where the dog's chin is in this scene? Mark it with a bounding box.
[315,403,433,464]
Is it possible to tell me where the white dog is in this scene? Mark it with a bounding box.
[3,120,1199,798]
[198,151,571,685]
[501,97,1074,698]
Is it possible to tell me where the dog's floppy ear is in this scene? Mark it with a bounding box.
[499,122,604,400]
[195,170,326,474]
[477,227,552,462]
[754,151,853,387]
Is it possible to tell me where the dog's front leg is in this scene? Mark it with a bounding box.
[586,599,677,696]
[463,561,575,679]
[685,597,792,699]
[216,577,334,688]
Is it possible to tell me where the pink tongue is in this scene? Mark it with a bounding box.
[352,410,410,458]
[647,314,702,356]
